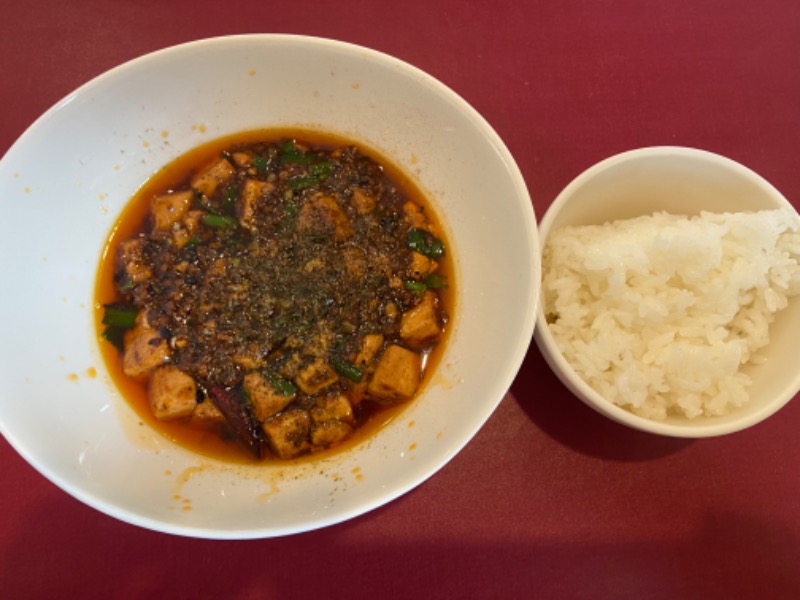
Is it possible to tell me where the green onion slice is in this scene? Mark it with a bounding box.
[102,304,138,328]
[266,373,298,397]
[406,228,445,260]
[252,155,271,174]
[202,214,238,229]
[332,358,363,383]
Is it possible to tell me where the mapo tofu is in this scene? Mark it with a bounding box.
[98,132,453,461]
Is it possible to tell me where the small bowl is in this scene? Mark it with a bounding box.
[534,146,800,437]
[0,35,539,538]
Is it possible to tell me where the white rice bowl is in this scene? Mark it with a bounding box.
[534,146,800,437]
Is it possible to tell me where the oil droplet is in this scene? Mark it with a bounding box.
[58,355,65,362]
[191,124,207,133]
[410,154,418,165]
[164,470,172,476]
[161,130,169,138]
[256,477,281,502]
[67,373,78,382]
[351,82,361,90]
[181,506,192,512]
[409,443,417,451]
[13,172,20,178]
[408,420,415,428]
[173,465,212,499]
[85,367,97,379]
[248,69,256,76]
[98,193,107,201]
[142,141,150,148]
[24,187,30,193]
[114,164,121,171]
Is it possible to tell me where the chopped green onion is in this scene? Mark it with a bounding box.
[286,176,318,190]
[309,161,333,178]
[202,214,238,229]
[102,304,138,328]
[117,273,135,292]
[283,202,299,217]
[286,160,334,190]
[183,235,201,248]
[404,280,428,294]
[101,304,138,351]
[406,229,426,252]
[427,239,445,259]
[404,273,447,294]
[102,326,127,351]
[266,373,297,397]
[252,155,270,174]
[280,140,316,164]
[423,273,448,289]
[406,228,445,260]
[332,358,363,383]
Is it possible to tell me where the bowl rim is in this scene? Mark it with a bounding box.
[534,145,800,438]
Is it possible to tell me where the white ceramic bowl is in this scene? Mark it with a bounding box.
[534,146,800,437]
[0,35,539,538]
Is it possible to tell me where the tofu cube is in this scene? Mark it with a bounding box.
[239,179,274,229]
[354,334,384,368]
[148,365,197,420]
[190,157,235,197]
[310,394,354,425]
[243,372,295,422]
[402,201,430,231]
[262,409,311,459]
[310,420,353,447]
[408,251,438,279]
[367,345,422,404]
[122,326,170,378]
[191,399,225,424]
[296,194,353,241]
[117,238,151,284]
[231,151,253,167]
[400,291,441,346]
[309,394,355,447]
[295,358,339,395]
[351,188,376,214]
[152,190,193,231]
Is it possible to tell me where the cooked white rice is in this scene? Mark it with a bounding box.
[542,209,800,419]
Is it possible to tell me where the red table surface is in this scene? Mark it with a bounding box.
[2,1,799,598]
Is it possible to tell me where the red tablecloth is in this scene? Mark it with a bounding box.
[2,1,799,598]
